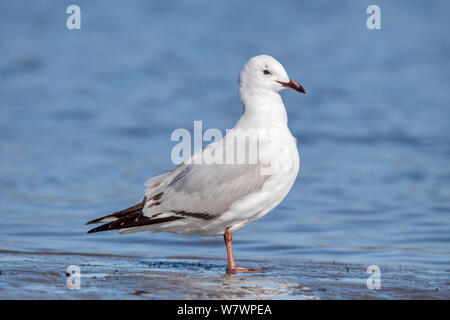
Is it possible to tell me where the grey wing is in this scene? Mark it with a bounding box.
[143,162,271,218]
[86,145,271,234]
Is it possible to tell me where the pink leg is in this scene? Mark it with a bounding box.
[223,228,267,274]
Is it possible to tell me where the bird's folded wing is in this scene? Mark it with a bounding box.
[87,143,272,233]
[143,161,271,219]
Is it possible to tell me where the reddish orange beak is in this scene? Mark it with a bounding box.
[277,79,306,94]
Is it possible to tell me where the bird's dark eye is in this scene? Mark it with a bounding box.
[263,69,271,75]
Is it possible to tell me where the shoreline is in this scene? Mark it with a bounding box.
[0,250,447,299]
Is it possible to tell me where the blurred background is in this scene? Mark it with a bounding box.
[0,0,449,268]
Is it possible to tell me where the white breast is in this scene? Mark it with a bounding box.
[206,131,300,235]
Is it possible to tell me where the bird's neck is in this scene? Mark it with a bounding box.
[238,89,288,129]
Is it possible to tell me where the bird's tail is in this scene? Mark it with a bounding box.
[86,201,184,234]
[86,202,145,233]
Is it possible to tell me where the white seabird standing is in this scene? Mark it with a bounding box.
[87,55,306,273]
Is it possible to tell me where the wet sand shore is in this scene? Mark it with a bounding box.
[0,250,447,299]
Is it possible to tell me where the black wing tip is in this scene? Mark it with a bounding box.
[87,216,186,234]
[85,218,102,226]
[87,227,97,234]
[87,223,113,234]
[85,201,146,227]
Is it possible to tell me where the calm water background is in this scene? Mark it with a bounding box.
[0,0,449,269]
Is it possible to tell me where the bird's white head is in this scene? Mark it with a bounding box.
[238,55,306,98]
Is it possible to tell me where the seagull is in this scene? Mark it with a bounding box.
[86,55,306,274]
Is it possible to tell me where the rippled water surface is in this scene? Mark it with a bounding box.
[0,0,449,283]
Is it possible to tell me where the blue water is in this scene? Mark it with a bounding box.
[0,0,449,269]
